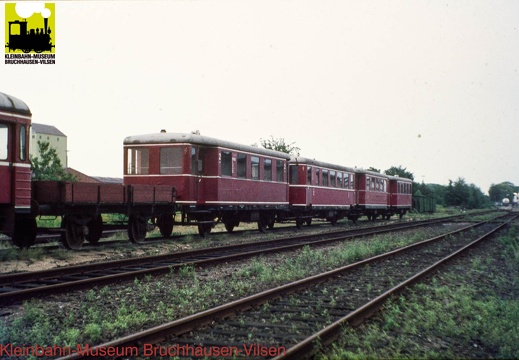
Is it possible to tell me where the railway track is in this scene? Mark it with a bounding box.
[0,214,473,305]
[55,212,517,359]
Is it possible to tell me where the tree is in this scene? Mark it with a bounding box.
[488,182,518,203]
[260,136,300,156]
[384,166,414,181]
[445,177,489,209]
[31,141,76,181]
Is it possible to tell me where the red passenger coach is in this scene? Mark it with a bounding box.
[124,132,291,235]
[0,92,34,247]
[289,157,360,225]
[388,175,413,218]
[355,169,390,220]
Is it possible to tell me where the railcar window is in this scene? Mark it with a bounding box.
[251,156,259,180]
[337,172,343,188]
[191,147,205,175]
[366,177,370,190]
[330,171,336,187]
[289,165,298,184]
[0,124,8,160]
[19,125,27,161]
[237,153,247,178]
[127,148,149,175]
[264,159,272,181]
[160,147,183,174]
[350,174,354,189]
[307,166,312,185]
[315,168,320,185]
[322,169,329,186]
[221,151,232,176]
[276,160,284,182]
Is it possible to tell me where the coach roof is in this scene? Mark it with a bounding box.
[0,91,31,116]
[124,132,291,160]
[290,156,357,173]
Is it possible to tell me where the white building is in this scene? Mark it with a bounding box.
[30,123,67,167]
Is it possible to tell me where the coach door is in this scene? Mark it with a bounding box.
[191,146,205,204]
[0,123,12,204]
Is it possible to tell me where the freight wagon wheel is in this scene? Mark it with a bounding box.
[61,217,85,250]
[158,214,174,238]
[86,215,103,245]
[12,217,37,249]
[128,215,147,244]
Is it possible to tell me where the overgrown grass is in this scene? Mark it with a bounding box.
[318,224,519,359]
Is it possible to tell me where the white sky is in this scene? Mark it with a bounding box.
[2,0,518,193]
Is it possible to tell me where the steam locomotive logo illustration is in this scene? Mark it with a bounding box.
[4,2,55,54]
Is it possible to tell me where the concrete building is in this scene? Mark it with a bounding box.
[30,123,67,167]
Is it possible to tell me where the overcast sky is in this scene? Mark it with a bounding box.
[2,0,518,193]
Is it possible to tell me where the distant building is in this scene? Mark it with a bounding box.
[31,123,67,167]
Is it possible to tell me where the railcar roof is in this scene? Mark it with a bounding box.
[0,92,31,116]
[290,156,357,173]
[124,132,291,159]
[387,175,413,182]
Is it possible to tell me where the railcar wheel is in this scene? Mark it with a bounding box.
[158,214,174,238]
[267,218,275,230]
[12,217,37,249]
[305,219,312,226]
[296,218,304,229]
[61,217,85,250]
[128,215,147,244]
[257,220,267,233]
[86,215,103,245]
[224,223,235,233]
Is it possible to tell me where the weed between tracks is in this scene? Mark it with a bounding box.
[318,223,519,359]
[1,216,516,359]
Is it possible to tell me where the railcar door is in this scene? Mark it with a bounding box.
[191,146,205,204]
[0,123,12,204]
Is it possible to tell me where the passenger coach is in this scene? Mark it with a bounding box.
[124,132,291,235]
[288,157,360,225]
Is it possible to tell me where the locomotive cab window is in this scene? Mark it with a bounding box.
[127,148,149,175]
[0,124,7,160]
[160,147,183,174]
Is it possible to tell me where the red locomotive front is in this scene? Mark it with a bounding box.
[0,91,34,247]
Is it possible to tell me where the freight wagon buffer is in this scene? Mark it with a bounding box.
[124,132,291,236]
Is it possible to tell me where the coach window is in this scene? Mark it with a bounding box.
[237,153,247,178]
[322,169,329,186]
[0,124,8,160]
[366,177,370,190]
[315,168,320,185]
[307,166,312,184]
[276,160,284,182]
[251,156,259,180]
[330,171,336,187]
[19,125,27,161]
[337,172,343,188]
[160,147,183,174]
[350,174,355,189]
[221,151,232,176]
[191,147,205,175]
[264,158,272,181]
[127,148,149,175]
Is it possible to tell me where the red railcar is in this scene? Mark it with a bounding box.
[0,92,34,247]
[124,132,291,235]
[388,175,413,218]
[288,157,360,225]
[355,169,390,220]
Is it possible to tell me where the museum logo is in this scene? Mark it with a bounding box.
[4,2,55,64]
